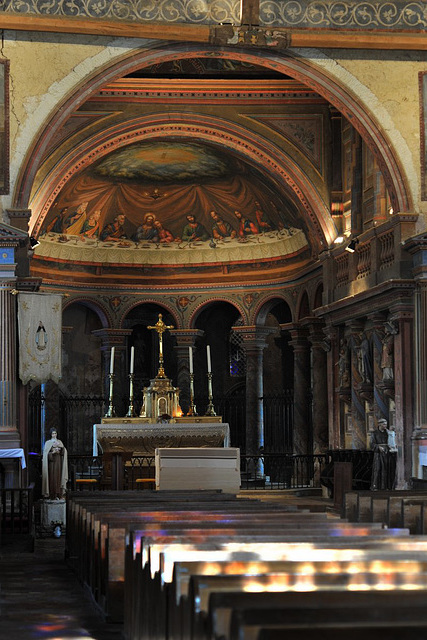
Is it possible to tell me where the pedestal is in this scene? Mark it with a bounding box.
[40,498,66,537]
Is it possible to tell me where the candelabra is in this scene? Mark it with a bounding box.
[187,372,198,416]
[104,372,116,418]
[125,373,135,417]
[205,371,217,416]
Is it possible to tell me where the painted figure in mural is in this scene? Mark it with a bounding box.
[133,213,159,242]
[370,418,396,490]
[254,201,273,231]
[338,338,350,388]
[381,322,398,381]
[80,209,101,238]
[63,201,89,234]
[233,210,259,239]
[100,214,127,241]
[35,321,48,351]
[154,220,175,243]
[181,214,209,242]
[42,428,68,500]
[357,333,373,384]
[209,210,237,240]
[47,207,69,234]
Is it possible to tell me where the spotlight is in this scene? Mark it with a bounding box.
[345,238,359,253]
[29,236,40,249]
[334,235,345,244]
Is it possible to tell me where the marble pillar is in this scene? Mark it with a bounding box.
[233,326,275,463]
[170,329,204,415]
[308,324,329,453]
[289,327,311,455]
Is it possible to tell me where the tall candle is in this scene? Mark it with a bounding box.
[189,346,193,374]
[130,346,134,374]
[206,345,211,372]
[109,346,115,374]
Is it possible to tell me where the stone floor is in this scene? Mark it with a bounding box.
[0,536,123,639]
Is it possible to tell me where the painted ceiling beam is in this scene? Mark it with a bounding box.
[0,15,426,50]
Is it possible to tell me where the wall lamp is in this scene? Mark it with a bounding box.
[345,238,359,253]
[29,236,40,249]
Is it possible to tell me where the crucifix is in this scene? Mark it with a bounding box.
[148,313,174,379]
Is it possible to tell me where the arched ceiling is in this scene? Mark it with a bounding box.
[25,49,396,288]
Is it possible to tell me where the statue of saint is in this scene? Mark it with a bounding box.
[42,428,68,500]
[370,418,396,490]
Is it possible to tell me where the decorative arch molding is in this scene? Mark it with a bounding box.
[253,294,295,325]
[297,289,311,320]
[63,296,111,328]
[30,112,332,249]
[119,299,181,330]
[15,43,411,217]
[189,298,246,329]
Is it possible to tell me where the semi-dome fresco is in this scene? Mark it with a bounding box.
[32,140,309,285]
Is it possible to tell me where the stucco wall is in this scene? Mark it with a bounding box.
[1,31,426,232]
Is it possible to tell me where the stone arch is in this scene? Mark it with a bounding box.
[120,299,180,329]
[16,43,410,232]
[63,297,110,328]
[297,290,311,320]
[313,282,324,310]
[254,294,294,326]
[189,297,246,329]
[29,112,332,251]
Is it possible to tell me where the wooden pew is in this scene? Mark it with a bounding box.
[225,591,427,640]
[343,490,427,526]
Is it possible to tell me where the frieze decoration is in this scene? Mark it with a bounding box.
[0,0,240,24]
[259,0,427,30]
[0,0,425,30]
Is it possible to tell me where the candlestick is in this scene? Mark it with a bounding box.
[205,371,216,416]
[104,372,116,417]
[130,346,134,374]
[187,372,197,416]
[206,344,211,373]
[189,346,193,374]
[109,346,115,374]
[126,373,135,417]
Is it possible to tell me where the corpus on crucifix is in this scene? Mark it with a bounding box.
[148,313,174,379]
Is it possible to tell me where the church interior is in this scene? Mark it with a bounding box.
[2,1,427,637]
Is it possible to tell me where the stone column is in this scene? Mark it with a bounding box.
[308,323,328,453]
[232,326,275,460]
[288,326,311,455]
[92,328,132,418]
[170,329,204,416]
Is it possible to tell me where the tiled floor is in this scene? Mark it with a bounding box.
[0,537,123,639]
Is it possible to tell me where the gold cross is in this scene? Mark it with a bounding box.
[148,313,174,378]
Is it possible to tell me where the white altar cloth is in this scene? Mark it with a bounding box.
[93,422,230,456]
[0,448,26,469]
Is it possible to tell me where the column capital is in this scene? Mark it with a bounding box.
[92,328,132,349]
[232,325,277,350]
[169,329,204,347]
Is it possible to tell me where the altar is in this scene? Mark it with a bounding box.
[93,422,230,456]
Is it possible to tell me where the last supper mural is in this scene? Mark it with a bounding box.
[32,140,309,284]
